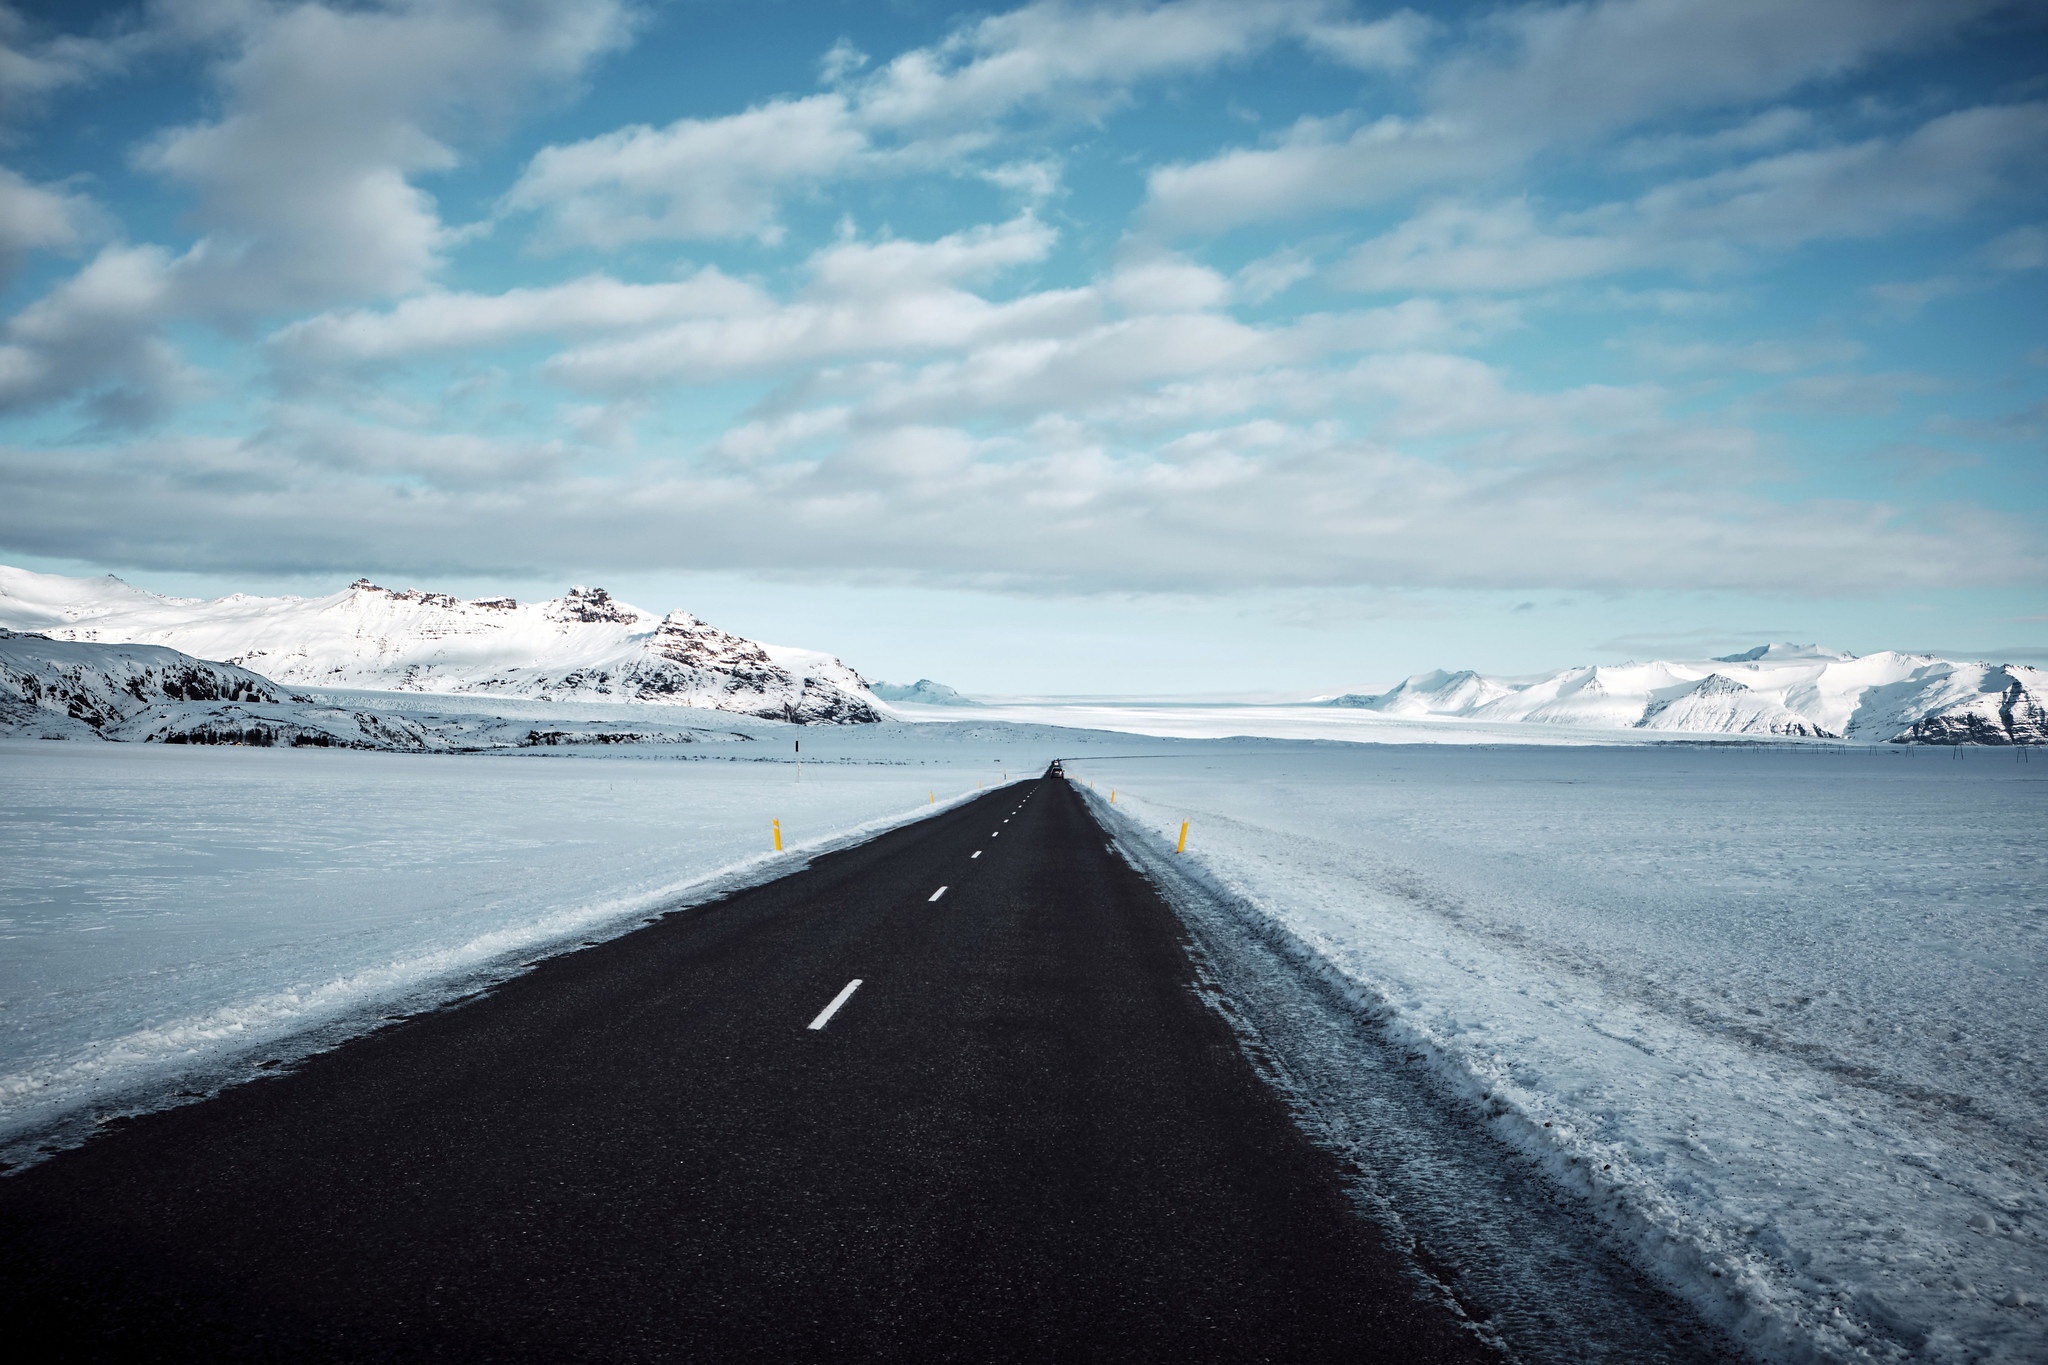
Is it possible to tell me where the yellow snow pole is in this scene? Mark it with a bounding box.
[929,791,935,804]
[1111,790,1116,803]
[1177,820,1189,853]
[772,819,782,852]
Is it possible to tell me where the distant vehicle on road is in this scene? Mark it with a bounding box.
[1047,760,1065,778]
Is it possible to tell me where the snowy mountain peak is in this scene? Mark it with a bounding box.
[547,585,645,626]
[0,566,883,725]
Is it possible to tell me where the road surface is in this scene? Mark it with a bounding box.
[0,776,1494,1361]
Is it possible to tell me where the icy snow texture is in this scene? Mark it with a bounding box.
[1329,647,2047,745]
[0,565,881,724]
[1072,744,2047,1363]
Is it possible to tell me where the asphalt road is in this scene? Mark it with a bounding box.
[0,775,1493,1362]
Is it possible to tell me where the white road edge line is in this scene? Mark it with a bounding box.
[929,885,949,902]
[807,979,863,1031]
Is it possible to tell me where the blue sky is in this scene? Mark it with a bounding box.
[1,0,2044,694]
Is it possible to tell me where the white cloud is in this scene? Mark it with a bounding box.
[506,0,1328,247]
[542,218,1083,390]
[1144,0,2003,234]
[138,0,632,311]
[0,1,143,116]
[808,215,1056,295]
[1981,223,2048,271]
[1301,11,1434,72]
[1339,199,1658,293]
[0,243,195,426]
[0,0,632,422]
[1145,113,1505,235]
[504,94,864,248]
[1333,104,2048,295]
[1612,106,1816,171]
[0,166,95,282]
[268,269,770,370]
[1104,254,1233,313]
[1434,0,1984,144]
[1625,102,2048,248]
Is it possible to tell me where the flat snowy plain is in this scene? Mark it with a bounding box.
[1068,743,2045,1364]
[4,708,2040,1363]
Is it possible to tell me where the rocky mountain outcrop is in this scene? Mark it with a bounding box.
[0,566,883,725]
[0,629,442,749]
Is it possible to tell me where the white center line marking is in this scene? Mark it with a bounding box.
[992,831,999,837]
[929,885,949,902]
[807,979,862,1031]
[971,850,982,859]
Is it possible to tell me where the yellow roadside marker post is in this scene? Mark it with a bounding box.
[1177,821,1189,853]
[1111,790,1116,804]
[773,819,782,852]
[929,791,935,804]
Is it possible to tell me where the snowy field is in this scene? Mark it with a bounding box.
[1069,744,2046,1364]
[0,721,1088,1160]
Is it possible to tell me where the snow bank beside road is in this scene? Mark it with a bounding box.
[1074,746,2045,1364]
[0,739,1030,1161]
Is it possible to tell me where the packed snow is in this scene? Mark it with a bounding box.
[0,565,881,723]
[1069,743,2047,1363]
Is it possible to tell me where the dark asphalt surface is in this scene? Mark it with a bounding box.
[0,776,1494,1362]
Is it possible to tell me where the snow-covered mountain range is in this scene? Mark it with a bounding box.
[1329,643,2047,744]
[0,566,882,725]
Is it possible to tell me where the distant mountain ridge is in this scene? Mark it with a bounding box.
[871,679,978,706]
[1328,643,2046,745]
[0,566,883,725]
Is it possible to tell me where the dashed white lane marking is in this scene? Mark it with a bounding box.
[971,851,982,859]
[992,832,999,838]
[807,979,862,1031]
[929,885,949,902]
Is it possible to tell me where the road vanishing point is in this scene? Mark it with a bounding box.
[0,776,1503,1361]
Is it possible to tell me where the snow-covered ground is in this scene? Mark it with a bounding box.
[1069,743,2046,1364]
[0,724,1075,1161]
[6,712,2039,1360]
